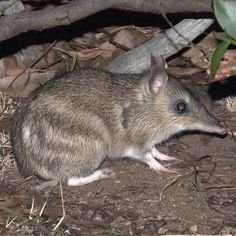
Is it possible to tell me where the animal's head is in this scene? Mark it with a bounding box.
[141,55,226,140]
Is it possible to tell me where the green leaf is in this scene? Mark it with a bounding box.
[210,40,231,80]
[66,53,77,72]
[69,53,77,72]
[215,32,232,41]
[214,0,236,40]
[178,43,191,49]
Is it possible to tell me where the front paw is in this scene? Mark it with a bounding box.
[144,153,179,174]
[151,147,178,161]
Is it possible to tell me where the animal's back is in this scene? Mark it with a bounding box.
[11,68,135,181]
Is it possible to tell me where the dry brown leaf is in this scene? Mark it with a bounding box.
[43,44,61,66]
[136,26,161,37]
[4,56,17,67]
[199,32,218,50]
[77,41,117,64]
[182,47,209,69]
[94,32,107,41]
[183,47,203,63]
[183,33,218,70]
[0,56,18,77]
[5,65,25,77]
[0,70,55,97]
[73,32,97,47]
[102,25,158,38]
[113,28,147,50]
[102,25,134,34]
[99,41,117,60]
[77,48,101,61]
[109,47,125,62]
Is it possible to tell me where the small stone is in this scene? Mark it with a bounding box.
[158,226,168,234]
[91,212,105,225]
[190,224,198,233]
[111,216,131,228]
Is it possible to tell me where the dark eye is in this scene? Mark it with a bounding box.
[175,100,187,114]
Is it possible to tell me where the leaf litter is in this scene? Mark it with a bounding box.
[0,18,235,235]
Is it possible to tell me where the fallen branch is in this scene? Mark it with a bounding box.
[106,19,214,73]
[0,0,212,42]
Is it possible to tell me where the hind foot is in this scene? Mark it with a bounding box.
[35,180,58,191]
[143,153,178,174]
[67,168,116,186]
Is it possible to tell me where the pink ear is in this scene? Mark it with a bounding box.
[150,71,168,94]
[149,55,168,94]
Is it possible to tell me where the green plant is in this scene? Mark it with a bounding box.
[211,0,236,80]
[191,181,203,205]
[66,52,77,72]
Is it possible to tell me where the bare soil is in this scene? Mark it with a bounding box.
[0,97,236,235]
[0,5,235,235]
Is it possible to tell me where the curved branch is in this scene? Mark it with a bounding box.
[0,0,212,42]
[106,19,214,73]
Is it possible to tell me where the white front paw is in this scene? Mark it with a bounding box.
[151,147,177,161]
[144,153,177,173]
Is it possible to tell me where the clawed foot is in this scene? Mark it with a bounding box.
[35,180,58,191]
[151,147,178,161]
[143,152,179,174]
[67,168,116,186]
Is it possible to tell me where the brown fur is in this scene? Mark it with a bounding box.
[11,58,224,183]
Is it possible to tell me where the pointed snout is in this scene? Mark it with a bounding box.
[202,121,227,135]
[207,124,227,135]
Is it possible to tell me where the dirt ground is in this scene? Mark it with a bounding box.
[0,9,236,235]
[0,91,235,235]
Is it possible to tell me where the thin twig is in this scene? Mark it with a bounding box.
[205,184,236,190]
[188,155,211,166]
[161,13,193,45]
[53,182,65,231]
[8,40,57,88]
[159,170,194,201]
[0,204,51,235]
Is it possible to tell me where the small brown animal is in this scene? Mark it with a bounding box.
[11,56,226,190]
